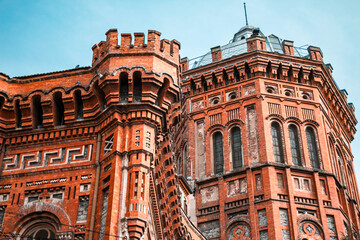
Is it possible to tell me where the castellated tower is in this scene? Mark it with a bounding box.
[0,29,200,240]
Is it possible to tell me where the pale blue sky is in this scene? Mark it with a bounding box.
[1,0,360,186]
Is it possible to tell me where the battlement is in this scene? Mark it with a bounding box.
[92,29,180,66]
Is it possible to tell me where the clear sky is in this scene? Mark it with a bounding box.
[1,0,360,186]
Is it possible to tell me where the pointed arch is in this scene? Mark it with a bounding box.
[92,81,107,111]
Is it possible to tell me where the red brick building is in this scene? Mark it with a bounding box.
[0,25,358,240]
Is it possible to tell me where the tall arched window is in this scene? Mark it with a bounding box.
[32,95,43,129]
[191,79,197,94]
[74,90,84,120]
[276,63,283,80]
[182,145,190,179]
[53,92,65,126]
[213,132,224,174]
[336,149,346,187]
[133,71,142,102]
[15,99,22,128]
[271,122,284,163]
[287,65,293,81]
[289,125,301,166]
[306,127,320,169]
[119,72,129,103]
[266,62,272,78]
[298,67,304,83]
[231,127,243,169]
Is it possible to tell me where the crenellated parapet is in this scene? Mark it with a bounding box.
[92,29,180,67]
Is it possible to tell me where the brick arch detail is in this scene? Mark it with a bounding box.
[12,202,72,232]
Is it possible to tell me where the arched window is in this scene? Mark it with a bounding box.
[231,127,243,169]
[309,69,314,85]
[53,92,65,126]
[133,71,142,102]
[74,90,84,120]
[213,132,224,174]
[234,66,240,82]
[306,127,320,169]
[93,81,107,111]
[271,122,284,163]
[336,149,346,187]
[32,95,43,129]
[289,125,301,166]
[201,75,208,92]
[156,78,170,106]
[119,72,129,103]
[15,99,22,128]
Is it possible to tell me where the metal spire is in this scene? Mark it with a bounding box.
[243,2,249,26]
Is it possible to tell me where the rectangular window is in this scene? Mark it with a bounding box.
[104,134,114,155]
[297,209,317,217]
[99,188,109,240]
[320,179,327,195]
[255,174,262,191]
[327,215,337,234]
[259,230,269,240]
[0,206,5,230]
[280,208,289,226]
[277,173,284,189]
[258,209,267,227]
[77,195,89,222]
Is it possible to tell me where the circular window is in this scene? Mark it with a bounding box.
[266,86,275,94]
[212,98,220,105]
[302,93,310,100]
[229,92,237,100]
[284,90,292,97]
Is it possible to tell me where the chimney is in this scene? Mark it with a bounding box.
[307,46,323,61]
[211,46,222,62]
[180,57,189,72]
[246,28,266,51]
[282,40,294,55]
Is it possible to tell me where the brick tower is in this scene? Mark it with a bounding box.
[178,25,360,239]
[0,25,359,240]
[0,29,202,240]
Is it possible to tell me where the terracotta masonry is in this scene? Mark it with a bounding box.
[0,25,358,240]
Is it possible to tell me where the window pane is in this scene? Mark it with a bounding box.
[271,122,284,163]
[231,127,243,168]
[306,128,320,169]
[213,132,224,174]
[289,125,301,166]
